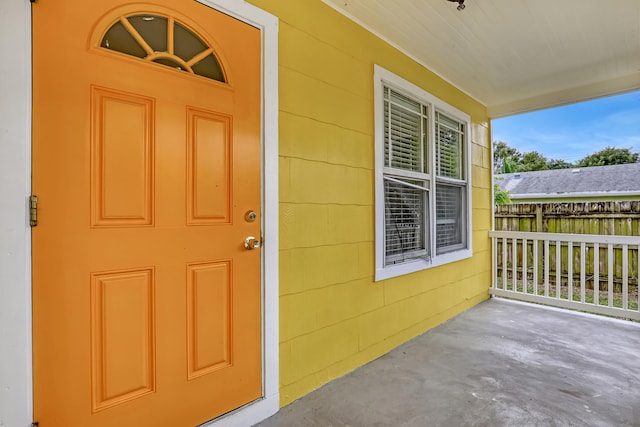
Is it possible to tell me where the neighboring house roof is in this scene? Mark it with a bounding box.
[495,163,640,200]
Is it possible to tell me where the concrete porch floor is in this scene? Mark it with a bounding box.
[256,298,640,427]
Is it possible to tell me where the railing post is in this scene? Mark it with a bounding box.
[580,242,586,303]
[491,235,496,291]
[594,243,600,306]
[608,244,614,308]
[536,204,544,285]
[522,238,528,294]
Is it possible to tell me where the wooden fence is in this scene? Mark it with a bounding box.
[494,202,640,290]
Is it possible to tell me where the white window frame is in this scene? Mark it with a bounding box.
[374,65,472,281]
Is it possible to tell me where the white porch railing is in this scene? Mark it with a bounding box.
[490,230,640,321]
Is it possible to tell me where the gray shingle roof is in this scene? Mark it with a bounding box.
[495,163,640,197]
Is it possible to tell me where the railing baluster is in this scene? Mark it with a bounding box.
[594,243,600,306]
[607,243,613,308]
[492,236,497,290]
[622,244,628,311]
[580,242,586,303]
[522,238,528,294]
[502,237,507,291]
[544,240,550,297]
[567,242,573,303]
[533,237,539,296]
[556,240,561,299]
[512,237,518,292]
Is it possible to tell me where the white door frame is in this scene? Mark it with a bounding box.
[0,1,279,426]
[0,1,33,426]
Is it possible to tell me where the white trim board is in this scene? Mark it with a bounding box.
[0,1,33,426]
[0,1,279,426]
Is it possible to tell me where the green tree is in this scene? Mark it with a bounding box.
[494,184,511,205]
[547,158,574,170]
[516,151,549,172]
[492,141,640,173]
[493,141,521,173]
[576,146,639,167]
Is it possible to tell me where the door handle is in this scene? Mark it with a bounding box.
[244,236,261,250]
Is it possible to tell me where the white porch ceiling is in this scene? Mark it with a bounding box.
[323,0,640,117]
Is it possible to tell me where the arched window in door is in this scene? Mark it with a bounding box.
[100,13,226,82]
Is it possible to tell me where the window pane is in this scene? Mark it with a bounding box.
[436,112,464,179]
[191,54,225,81]
[436,112,461,129]
[101,21,147,58]
[384,178,429,264]
[174,22,209,63]
[127,15,168,53]
[390,90,420,113]
[384,89,427,173]
[436,183,465,252]
[152,57,184,70]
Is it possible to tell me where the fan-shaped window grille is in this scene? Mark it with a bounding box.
[101,14,226,82]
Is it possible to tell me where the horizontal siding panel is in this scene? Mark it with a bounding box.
[279,203,373,249]
[280,67,372,134]
[279,243,373,295]
[472,165,492,189]
[280,112,372,169]
[288,318,360,382]
[280,277,384,341]
[279,23,371,98]
[281,157,372,205]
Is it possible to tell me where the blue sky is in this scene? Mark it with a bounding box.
[491,90,640,164]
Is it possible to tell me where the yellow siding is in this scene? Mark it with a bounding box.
[249,0,492,406]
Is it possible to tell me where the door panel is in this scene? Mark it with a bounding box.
[91,268,156,411]
[91,86,155,226]
[186,107,232,224]
[32,1,262,425]
[186,261,232,379]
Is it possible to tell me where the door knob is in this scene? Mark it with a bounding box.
[244,236,261,250]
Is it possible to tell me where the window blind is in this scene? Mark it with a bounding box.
[436,183,464,250]
[384,177,429,264]
[384,89,427,173]
[436,112,463,179]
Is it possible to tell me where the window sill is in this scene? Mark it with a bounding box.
[375,247,472,282]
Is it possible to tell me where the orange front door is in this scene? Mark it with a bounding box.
[32,1,262,425]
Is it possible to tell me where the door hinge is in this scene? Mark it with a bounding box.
[31,422,39,427]
[29,195,38,227]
